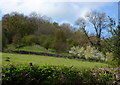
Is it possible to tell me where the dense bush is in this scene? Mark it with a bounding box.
[39,35,53,49]
[105,52,117,66]
[52,29,70,51]
[2,64,116,85]
[69,46,105,61]
[21,35,38,45]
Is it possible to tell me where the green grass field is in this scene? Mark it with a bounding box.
[15,45,71,56]
[15,45,51,53]
[2,53,108,68]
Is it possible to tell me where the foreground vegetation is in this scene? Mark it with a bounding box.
[2,53,107,68]
[2,64,116,85]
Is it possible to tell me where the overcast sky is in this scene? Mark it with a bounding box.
[0,0,119,25]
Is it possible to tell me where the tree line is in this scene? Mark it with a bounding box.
[2,12,88,51]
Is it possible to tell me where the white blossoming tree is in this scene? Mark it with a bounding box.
[69,46,105,61]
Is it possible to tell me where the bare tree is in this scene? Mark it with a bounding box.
[75,11,109,51]
[75,17,94,46]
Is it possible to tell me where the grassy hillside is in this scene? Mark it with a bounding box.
[15,45,51,53]
[15,45,71,56]
[2,53,107,68]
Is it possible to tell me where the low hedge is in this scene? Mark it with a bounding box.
[2,64,116,85]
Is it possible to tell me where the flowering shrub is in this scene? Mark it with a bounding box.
[69,46,85,58]
[69,46,105,61]
[105,52,113,62]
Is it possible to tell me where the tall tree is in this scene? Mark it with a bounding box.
[75,11,110,51]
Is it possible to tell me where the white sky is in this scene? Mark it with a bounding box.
[0,0,118,24]
[0,0,118,38]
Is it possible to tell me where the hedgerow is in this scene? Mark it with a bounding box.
[2,64,116,85]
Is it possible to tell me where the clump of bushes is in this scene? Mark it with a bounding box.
[21,35,38,45]
[105,52,119,67]
[2,64,116,85]
[69,46,105,61]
